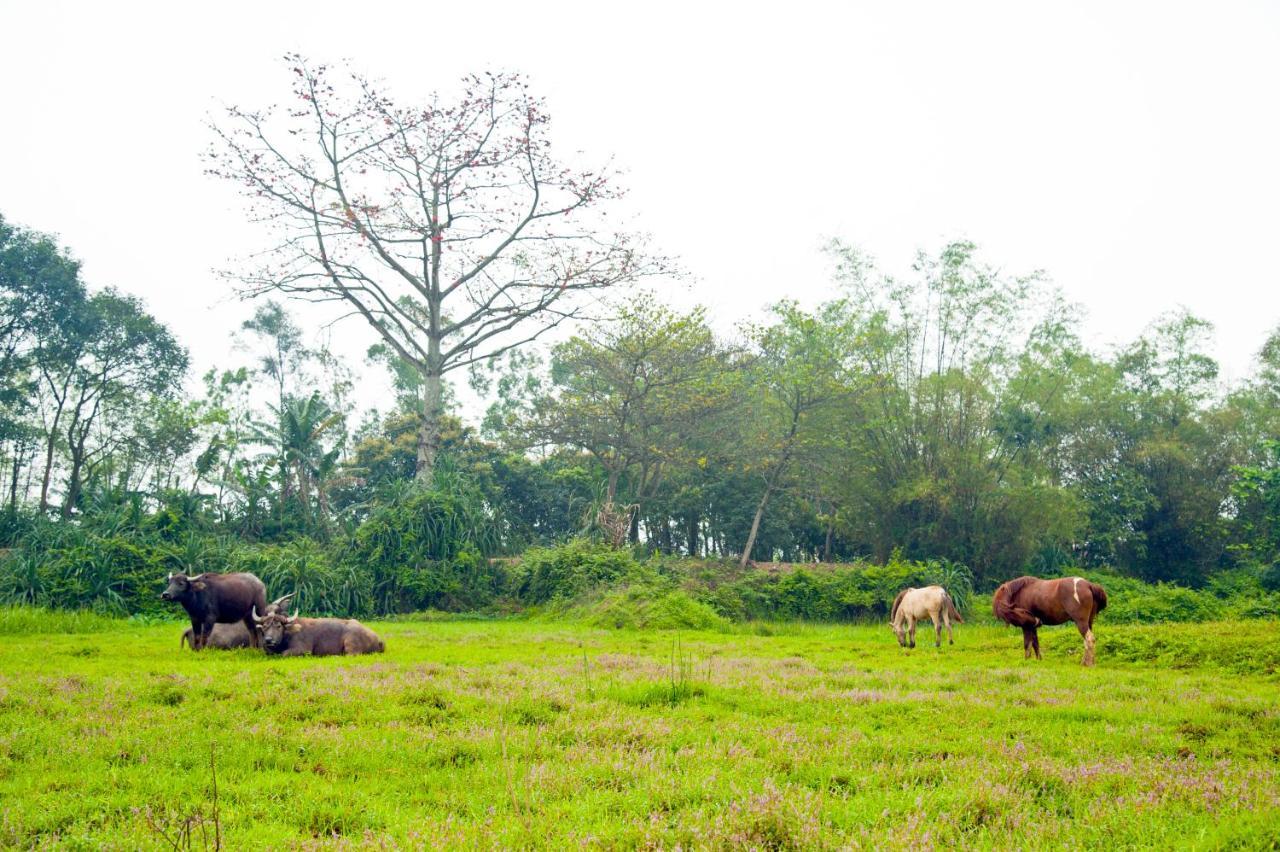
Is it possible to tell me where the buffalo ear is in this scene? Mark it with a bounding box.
[193,580,207,591]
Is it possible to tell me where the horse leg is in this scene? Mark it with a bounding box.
[1077,619,1095,666]
[930,610,942,648]
[1032,627,1042,660]
[908,615,916,649]
[945,609,954,645]
[1022,626,1034,659]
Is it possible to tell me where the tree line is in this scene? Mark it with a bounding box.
[3,212,1278,596]
[2,59,1278,615]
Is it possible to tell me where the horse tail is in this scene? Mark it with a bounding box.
[992,576,1037,626]
[1089,582,1108,613]
[945,592,964,623]
[889,588,909,623]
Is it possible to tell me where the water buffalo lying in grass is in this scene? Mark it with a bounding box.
[178,594,294,651]
[161,572,268,650]
[181,621,252,650]
[251,609,385,657]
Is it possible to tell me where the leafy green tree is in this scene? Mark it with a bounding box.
[526,295,739,543]
[734,300,859,566]
[1104,313,1241,584]
[29,289,186,515]
[1232,440,1280,574]
[0,216,88,512]
[240,300,308,415]
[822,241,1082,580]
[251,391,348,533]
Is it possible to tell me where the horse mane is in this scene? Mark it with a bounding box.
[889,588,910,623]
[992,576,1038,625]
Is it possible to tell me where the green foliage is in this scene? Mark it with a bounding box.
[1063,569,1280,624]
[344,472,506,613]
[512,539,639,604]
[688,555,960,623]
[232,538,370,618]
[555,573,728,631]
[1261,563,1280,594]
[0,516,186,616]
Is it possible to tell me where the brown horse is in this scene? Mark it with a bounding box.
[992,576,1107,666]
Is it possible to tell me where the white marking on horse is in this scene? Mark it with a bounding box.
[1072,577,1081,603]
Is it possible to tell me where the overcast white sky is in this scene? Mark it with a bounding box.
[3,1,1279,416]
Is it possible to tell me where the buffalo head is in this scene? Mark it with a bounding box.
[161,572,205,602]
[252,607,297,652]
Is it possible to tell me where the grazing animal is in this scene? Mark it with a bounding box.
[889,585,964,648]
[251,609,385,657]
[161,572,268,651]
[179,594,293,651]
[181,621,253,650]
[992,576,1108,666]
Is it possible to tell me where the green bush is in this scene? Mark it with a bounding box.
[512,539,639,604]
[556,578,728,631]
[344,479,507,613]
[232,538,372,617]
[0,520,186,616]
[1260,562,1280,594]
[690,555,969,623]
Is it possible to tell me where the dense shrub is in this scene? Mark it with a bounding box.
[1261,562,1280,594]
[680,555,973,623]
[232,538,372,617]
[343,479,507,613]
[3,502,1278,626]
[0,519,191,616]
[511,539,640,604]
[558,580,728,631]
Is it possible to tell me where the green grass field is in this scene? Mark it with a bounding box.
[1,613,1278,849]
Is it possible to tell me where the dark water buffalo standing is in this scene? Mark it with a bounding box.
[162,572,268,650]
[992,576,1108,666]
[178,593,294,651]
[252,609,385,656]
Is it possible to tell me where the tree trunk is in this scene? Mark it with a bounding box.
[62,447,84,518]
[740,483,774,568]
[415,366,444,483]
[823,515,835,562]
[8,446,19,512]
[415,182,447,486]
[686,511,699,556]
[605,464,621,504]
[38,428,58,512]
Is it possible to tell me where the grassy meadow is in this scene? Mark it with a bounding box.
[1,612,1278,849]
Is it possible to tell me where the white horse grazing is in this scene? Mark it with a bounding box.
[889,585,964,648]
